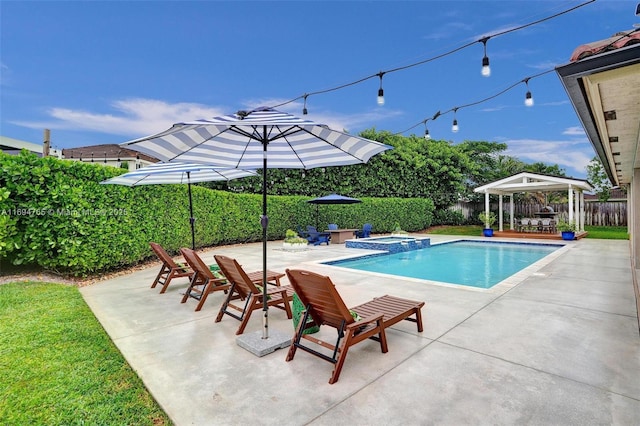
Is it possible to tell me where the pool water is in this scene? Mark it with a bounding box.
[325,240,562,289]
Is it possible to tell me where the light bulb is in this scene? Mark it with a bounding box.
[481,56,491,77]
[377,88,385,106]
[452,119,459,133]
[525,91,534,107]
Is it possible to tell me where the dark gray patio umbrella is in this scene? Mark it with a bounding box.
[307,193,362,227]
[120,107,392,339]
[101,162,256,250]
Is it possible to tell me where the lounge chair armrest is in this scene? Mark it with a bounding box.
[345,312,384,330]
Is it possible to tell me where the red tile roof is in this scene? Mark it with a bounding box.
[570,29,640,62]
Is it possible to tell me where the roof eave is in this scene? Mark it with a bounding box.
[555,44,640,186]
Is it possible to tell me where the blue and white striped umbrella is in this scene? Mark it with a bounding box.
[101,162,256,186]
[101,162,256,250]
[120,107,392,169]
[120,107,392,339]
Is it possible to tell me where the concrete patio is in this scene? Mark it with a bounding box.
[80,235,640,425]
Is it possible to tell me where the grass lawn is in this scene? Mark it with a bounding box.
[0,281,172,425]
[425,225,628,240]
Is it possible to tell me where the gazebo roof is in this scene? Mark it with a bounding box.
[473,172,593,195]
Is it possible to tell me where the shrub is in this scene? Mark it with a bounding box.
[432,209,465,226]
[1,152,436,276]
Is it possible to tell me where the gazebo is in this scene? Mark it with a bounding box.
[473,172,594,233]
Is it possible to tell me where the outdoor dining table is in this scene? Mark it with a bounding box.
[325,228,358,244]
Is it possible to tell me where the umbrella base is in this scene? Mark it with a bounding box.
[236,329,292,357]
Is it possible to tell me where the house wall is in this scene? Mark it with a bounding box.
[633,170,640,333]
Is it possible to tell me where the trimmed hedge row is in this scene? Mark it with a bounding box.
[1,152,434,276]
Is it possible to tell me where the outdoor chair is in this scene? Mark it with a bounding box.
[149,242,194,294]
[306,225,330,246]
[516,219,529,233]
[285,268,425,384]
[179,248,231,311]
[328,223,338,230]
[529,218,540,232]
[214,255,294,335]
[296,225,309,239]
[541,218,556,233]
[354,223,372,238]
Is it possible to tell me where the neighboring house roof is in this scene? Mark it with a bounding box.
[556,29,640,187]
[474,172,593,195]
[61,144,158,163]
[584,187,628,201]
[0,135,44,156]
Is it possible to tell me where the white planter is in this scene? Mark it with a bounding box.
[283,242,308,251]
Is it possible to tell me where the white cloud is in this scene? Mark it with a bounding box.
[11,98,227,137]
[11,97,398,140]
[504,137,594,177]
[562,126,585,136]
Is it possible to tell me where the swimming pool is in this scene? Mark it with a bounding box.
[324,240,563,289]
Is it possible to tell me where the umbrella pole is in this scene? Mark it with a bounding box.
[187,172,196,250]
[261,130,269,339]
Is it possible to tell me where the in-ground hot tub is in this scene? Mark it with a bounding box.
[345,235,430,253]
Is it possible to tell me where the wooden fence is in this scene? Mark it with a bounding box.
[452,201,627,227]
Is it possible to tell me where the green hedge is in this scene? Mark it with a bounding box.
[1,152,433,276]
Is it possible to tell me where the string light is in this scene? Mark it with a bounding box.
[265,1,594,127]
[377,72,385,106]
[451,108,459,133]
[523,78,534,106]
[302,94,309,115]
[394,70,554,136]
[480,37,491,77]
[422,111,440,140]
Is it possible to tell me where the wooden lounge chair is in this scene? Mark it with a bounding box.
[149,242,194,294]
[179,248,231,311]
[285,268,425,384]
[214,255,294,335]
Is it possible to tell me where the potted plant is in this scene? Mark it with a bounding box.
[391,221,408,237]
[283,229,309,251]
[478,211,497,237]
[557,220,577,241]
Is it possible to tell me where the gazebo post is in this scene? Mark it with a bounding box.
[568,185,574,224]
[509,194,515,230]
[574,190,581,232]
[498,194,504,232]
[580,191,585,232]
[484,191,490,227]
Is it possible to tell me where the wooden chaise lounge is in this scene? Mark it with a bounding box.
[285,268,425,384]
[180,248,231,311]
[214,255,294,335]
[149,242,194,294]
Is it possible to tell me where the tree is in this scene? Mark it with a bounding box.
[586,156,612,201]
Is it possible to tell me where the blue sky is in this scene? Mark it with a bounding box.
[1,1,638,178]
